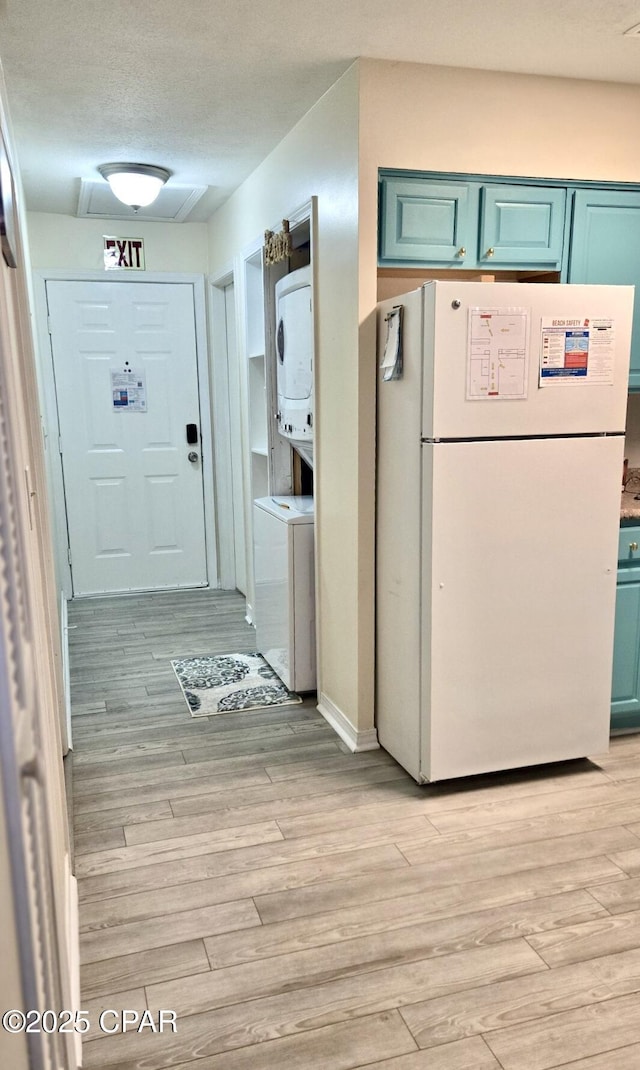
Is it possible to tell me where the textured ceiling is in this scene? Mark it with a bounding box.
[1,0,640,221]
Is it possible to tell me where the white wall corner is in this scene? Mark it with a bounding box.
[317,693,379,752]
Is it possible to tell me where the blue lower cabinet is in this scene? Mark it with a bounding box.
[611,563,640,730]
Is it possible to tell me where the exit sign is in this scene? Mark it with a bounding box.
[104,236,145,271]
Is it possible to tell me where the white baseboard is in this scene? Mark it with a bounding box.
[60,592,72,751]
[66,864,81,1068]
[317,692,379,752]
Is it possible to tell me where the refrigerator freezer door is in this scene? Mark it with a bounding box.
[422,281,633,440]
[421,434,622,782]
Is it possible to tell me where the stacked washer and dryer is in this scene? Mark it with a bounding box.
[253,265,316,692]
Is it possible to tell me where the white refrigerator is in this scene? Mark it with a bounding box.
[376,281,634,783]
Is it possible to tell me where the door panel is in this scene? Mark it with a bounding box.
[46,280,207,595]
[379,177,471,264]
[479,184,566,266]
[611,566,640,728]
[569,189,640,387]
[0,248,77,1069]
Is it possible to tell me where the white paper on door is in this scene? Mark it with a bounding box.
[111,369,147,412]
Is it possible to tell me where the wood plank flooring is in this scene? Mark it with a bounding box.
[70,588,640,1069]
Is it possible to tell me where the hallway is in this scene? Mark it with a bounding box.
[70,589,640,1069]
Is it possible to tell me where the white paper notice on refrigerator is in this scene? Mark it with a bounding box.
[539,317,615,387]
[381,305,403,381]
[466,307,529,401]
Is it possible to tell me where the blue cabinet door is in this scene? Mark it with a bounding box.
[611,563,640,730]
[379,175,567,270]
[479,185,566,268]
[379,177,472,265]
[569,189,640,389]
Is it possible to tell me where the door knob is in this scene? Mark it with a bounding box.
[485,247,495,258]
[188,451,199,463]
[631,543,638,552]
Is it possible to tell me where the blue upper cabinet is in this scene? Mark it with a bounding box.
[479,185,566,267]
[379,174,566,270]
[379,177,472,265]
[568,189,640,389]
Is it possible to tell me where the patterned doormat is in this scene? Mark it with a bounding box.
[171,652,302,717]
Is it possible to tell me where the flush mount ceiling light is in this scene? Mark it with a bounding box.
[97,163,172,210]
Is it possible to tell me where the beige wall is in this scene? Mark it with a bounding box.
[208,64,363,731]
[27,212,209,273]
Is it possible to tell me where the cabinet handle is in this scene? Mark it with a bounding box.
[630,543,638,552]
[456,247,466,258]
[485,247,495,258]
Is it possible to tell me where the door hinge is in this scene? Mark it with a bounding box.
[67,547,72,566]
[58,434,63,455]
[47,316,52,334]
[23,468,35,531]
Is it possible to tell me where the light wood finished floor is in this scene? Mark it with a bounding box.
[70,588,640,1070]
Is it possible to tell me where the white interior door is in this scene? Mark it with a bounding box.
[1,246,78,1069]
[46,279,208,596]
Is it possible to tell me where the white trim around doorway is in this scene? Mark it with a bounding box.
[207,263,237,591]
[32,270,218,600]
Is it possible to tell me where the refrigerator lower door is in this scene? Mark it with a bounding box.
[421,434,622,782]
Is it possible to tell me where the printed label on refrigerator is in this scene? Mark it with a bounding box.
[539,317,615,386]
[467,307,529,400]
